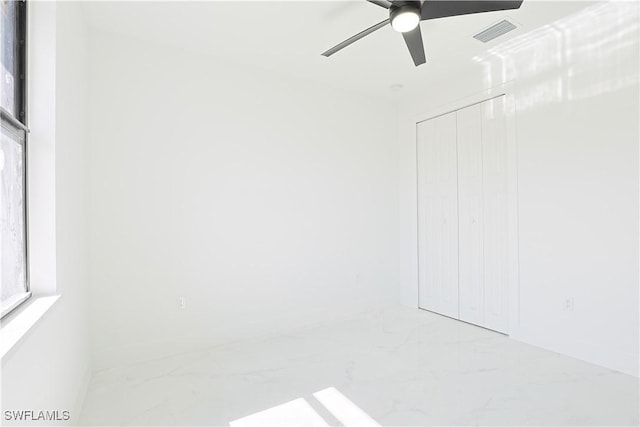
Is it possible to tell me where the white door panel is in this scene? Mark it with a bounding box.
[457,104,485,326]
[481,96,509,333]
[417,112,459,318]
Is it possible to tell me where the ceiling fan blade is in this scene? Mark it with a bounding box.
[366,0,393,9]
[322,19,390,57]
[402,25,426,66]
[421,1,523,20]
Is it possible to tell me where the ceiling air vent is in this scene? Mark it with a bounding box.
[473,19,517,43]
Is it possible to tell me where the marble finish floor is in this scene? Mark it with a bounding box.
[80,307,639,426]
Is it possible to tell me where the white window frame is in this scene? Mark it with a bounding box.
[1,0,30,319]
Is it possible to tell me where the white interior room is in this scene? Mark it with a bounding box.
[0,0,638,425]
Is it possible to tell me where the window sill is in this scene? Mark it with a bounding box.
[0,295,60,360]
[1,291,32,318]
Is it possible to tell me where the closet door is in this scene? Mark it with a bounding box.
[457,104,485,326]
[481,96,509,333]
[417,112,459,318]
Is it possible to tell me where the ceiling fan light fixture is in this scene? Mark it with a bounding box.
[321,0,524,67]
[390,4,420,33]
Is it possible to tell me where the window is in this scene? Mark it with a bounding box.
[1,0,28,318]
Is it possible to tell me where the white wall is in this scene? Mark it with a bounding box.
[398,1,639,376]
[1,2,91,424]
[87,31,399,370]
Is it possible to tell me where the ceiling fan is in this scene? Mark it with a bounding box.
[322,0,523,66]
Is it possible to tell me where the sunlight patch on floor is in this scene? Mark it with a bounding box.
[229,398,329,427]
[229,387,381,427]
[313,387,381,427]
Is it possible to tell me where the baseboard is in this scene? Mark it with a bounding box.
[510,332,639,378]
[91,301,394,373]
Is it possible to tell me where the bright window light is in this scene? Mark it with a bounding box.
[229,387,381,427]
[230,398,329,427]
[313,387,382,427]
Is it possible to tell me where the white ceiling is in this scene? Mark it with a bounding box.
[81,0,598,101]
